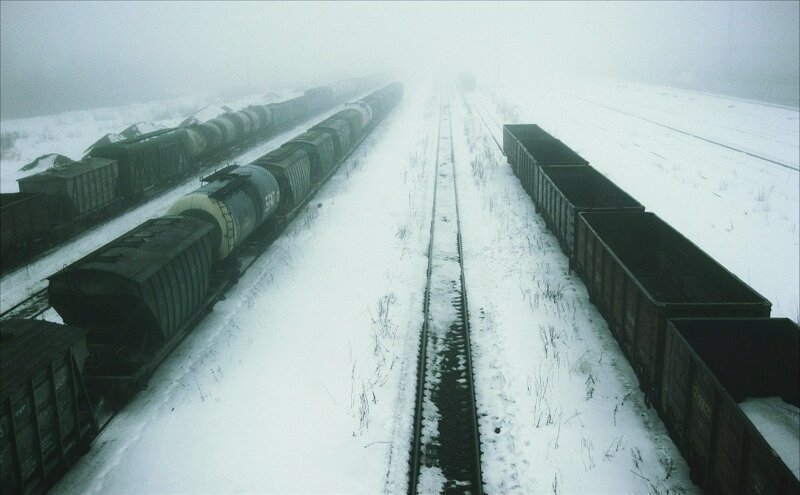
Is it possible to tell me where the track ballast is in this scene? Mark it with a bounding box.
[408,96,483,494]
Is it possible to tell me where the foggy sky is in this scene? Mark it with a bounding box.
[1,1,798,119]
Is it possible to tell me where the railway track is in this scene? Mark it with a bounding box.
[408,97,483,494]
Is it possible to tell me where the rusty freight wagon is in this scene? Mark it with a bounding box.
[574,212,771,406]
[661,318,798,494]
[537,165,644,264]
[1,319,97,495]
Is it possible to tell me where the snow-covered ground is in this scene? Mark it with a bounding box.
[485,75,799,322]
[1,76,795,492]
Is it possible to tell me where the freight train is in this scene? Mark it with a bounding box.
[0,82,403,495]
[0,74,384,273]
[503,124,799,494]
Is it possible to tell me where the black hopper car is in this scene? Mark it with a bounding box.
[504,123,798,494]
[0,82,403,495]
[0,74,385,273]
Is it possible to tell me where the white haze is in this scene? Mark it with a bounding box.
[1,1,798,119]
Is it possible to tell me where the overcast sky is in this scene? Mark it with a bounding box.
[1,1,798,119]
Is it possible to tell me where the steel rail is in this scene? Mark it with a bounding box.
[408,89,483,495]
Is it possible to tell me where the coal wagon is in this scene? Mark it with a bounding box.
[502,124,554,176]
[661,318,798,494]
[537,165,644,264]
[503,125,590,205]
[574,211,771,406]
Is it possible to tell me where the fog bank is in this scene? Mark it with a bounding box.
[1,1,798,119]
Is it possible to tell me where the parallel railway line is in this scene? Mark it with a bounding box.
[0,92,379,315]
[1,92,401,445]
[568,93,799,172]
[466,92,504,155]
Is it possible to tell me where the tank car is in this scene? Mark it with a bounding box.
[168,164,280,260]
[192,121,225,154]
[362,93,387,121]
[182,126,208,159]
[207,115,238,147]
[337,105,371,139]
[342,102,373,135]
[245,105,272,133]
[230,110,254,137]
